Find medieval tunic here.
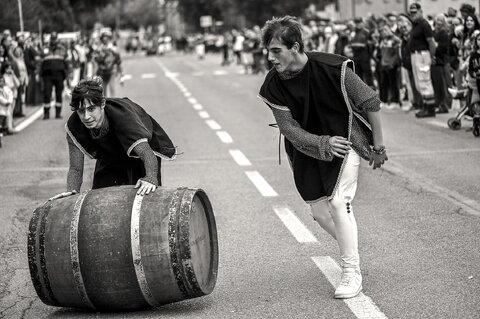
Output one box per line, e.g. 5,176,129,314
66,97,175,189
258,52,377,203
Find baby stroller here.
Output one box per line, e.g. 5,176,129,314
447,87,480,137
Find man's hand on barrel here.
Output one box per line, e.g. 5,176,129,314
135,179,156,196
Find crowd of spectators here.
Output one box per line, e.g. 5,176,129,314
0,29,122,142
193,2,479,119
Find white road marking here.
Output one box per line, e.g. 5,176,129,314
14,108,44,132
245,171,278,197
187,97,198,104
274,208,317,243
229,150,252,166
122,74,132,80
184,92,192,97
213,70,228,75
384,161,480,217
198,111,210,119
216,131,233,143
193,103,203,110
311,256,388,319
426,120,448,128
164,72,179,78
205,120,221,130
141,73,156,79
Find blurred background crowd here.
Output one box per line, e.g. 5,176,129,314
1,0,480,140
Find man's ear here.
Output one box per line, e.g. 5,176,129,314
292,42,300,53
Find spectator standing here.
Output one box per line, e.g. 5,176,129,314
408,2,437,118
10,45,28,117
24,36,42,106
93,33,122,97
40,32,69,119
0,74,14,134
232,29,245,65
0,62,19,133
431,14,452,114
398,14,423,111
350,18,374,88
378,25,402,109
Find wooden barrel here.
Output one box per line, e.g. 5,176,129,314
27,186,218,310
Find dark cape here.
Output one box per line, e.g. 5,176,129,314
65,97,175,188
258,51,356,203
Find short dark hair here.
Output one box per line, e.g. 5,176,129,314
261,16,304,52
70,77,105,111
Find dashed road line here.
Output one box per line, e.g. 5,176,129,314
229,150,252,166
184,92,192,97
187,97,198,104
193,103,203,110
198,111,209,119
206,120,221,130
311,256,388,319
141,73,156,79
274,207,317,243
245,171,278,197
216,131,233,143
213,70,228,75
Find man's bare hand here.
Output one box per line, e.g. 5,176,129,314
328,136,352,158
134,179,156,196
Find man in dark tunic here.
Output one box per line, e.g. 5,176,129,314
63,77,175,196
258,16,387,299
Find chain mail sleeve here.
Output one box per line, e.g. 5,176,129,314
271,107,334,161
132,141,159,186
66,134,84,192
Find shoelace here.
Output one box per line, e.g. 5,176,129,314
339,272,357,286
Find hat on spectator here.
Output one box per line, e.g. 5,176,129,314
409,2,421,13
447,7,457,17
398,13,413,24
460,3,475,14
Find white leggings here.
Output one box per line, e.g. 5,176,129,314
310,150,360,269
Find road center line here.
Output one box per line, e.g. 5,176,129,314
245,171,278,197
141,73,156,79
187,97,198,104
274,207,317,243
426,120,448,129
205,120,221,130
193,103,203,110
198,111,210,119
229,150,252,166
216,131,233,143
311,256,388,319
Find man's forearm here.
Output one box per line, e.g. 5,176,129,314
367,111,384,148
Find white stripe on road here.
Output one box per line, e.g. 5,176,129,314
193,103,203,110
311,256,388,319
184,92,192,97
216,131,233,143
426,120,448,128
14,108,44,132
141,73,156,79
245,171,278,197
274,207,317,243
213,70,228,75
187,97,198,104
229,150,252,166
122,74,132,80
198,111,210,119
205,120,221,130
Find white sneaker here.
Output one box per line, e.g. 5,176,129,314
334,269,363,299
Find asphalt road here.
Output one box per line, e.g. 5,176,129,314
1,52,479,319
